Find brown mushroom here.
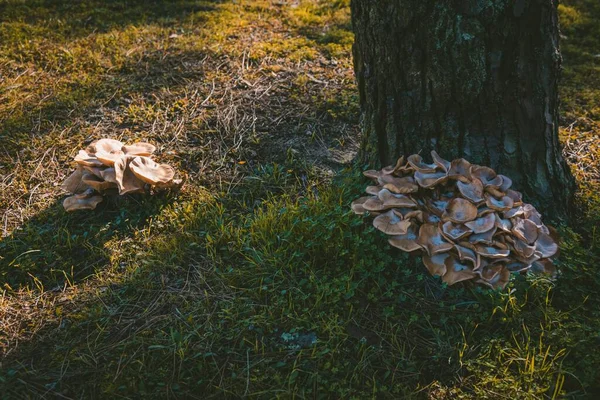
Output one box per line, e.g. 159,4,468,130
414,170,448,188
90,138,124,154
363,170,381,181
457,178,484,203
407,154,437,173
441,221,472,241
475,244,510,259
471,165,503,188
95,150,125,167
512,218,538,245
464,213,496,234
381,156,405,175
365,186,382,195
535,232,558,258
417,224,454,255
485,193,514,212
373,210,412,235
380,176,419,194
388,225,422,252
494,214,512,233
443,256,476,285
455,244,480,269
468,226,497,245
443,198,478,223
423,252,450,277
81,171,117,193
129,156,176,185
447,159,472,182
378,189,418,208
477,265,510,289
431,150,451,172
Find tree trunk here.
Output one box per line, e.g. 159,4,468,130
351,0,575,221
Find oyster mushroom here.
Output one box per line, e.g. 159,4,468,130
457,178,484,203
471,166,503,188
63,191,104,212
81,171,117,193
74,150,104,167
62,166,89,194
89,138,124,154
378,189,418,208
443,198,478,223
373,210,412,235
441,221,472,241
351,196,371,215
431,150,451,172
443,256,476,285
417,224,454,255
114,156,146,195
465,213,496,234
423,252,450,277
512,219,538,245
535,233,558,258
388,225,422,252
485,193,514,212
122,142,156,156
447,158,472,182
129,156,175,185
95,150,125,167
414,170,448,188
407,154,437,173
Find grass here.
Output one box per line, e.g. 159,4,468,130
0,0,599,398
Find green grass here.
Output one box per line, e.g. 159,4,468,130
1,0,599,398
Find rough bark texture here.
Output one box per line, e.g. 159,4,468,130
351,0,575,221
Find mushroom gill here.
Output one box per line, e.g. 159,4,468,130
351,151,559,289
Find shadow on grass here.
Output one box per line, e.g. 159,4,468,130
0,191,180,290
0,0,218,38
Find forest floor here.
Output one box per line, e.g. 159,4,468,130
0,0,599,398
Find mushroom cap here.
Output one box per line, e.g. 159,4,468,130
351,196,371,215
83,166,105,179
388,225,422,252
506,189,523,206
81,171,118,193
431,150,451,172
441,221,472,241
471,165,503,188
417,223,454,255
477,265,510,289
365,186,382,195
485,193,514,211
448,159,472,182
423,252,450,277
380,176,419,194
129,156,176,185
62,166,89,194
443,256,476,285
531,259,557,277
373,210,412,235
114,156,146,195
457,178,484,203
498,175,512,192
362,197,388,212
378,189,418,208
468,226,497,245
455,244,480,269
122,142,156,156
381,156,406,175
88,138,124,154
363,170,381,180
95,150,125,167
513,238,536,258
63,192,104,212
99,168,118,184
74,150,104,167
506,261,530,273
495,214,513,232
407,154,437,173
475,244,510,258
512,218,538,245
414,170,448,188
443,198,478,223
464,213,496,234
427,199,450,217
535,232,558,258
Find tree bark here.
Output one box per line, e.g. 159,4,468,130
351,0,575,221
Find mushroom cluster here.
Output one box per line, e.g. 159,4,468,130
61,138,183,211
351,152,558,289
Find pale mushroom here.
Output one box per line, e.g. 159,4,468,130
512,218,538,245
81,171,117,193
535,233,558,258
95,149,125,167
475,244,510,258
122,142,156,156
365,186,382,195
114,156,146,195
89,138,124,154
63,191,104,212
129,156,175,185
468,226,497,245
443,198,478,223
485,193,514,212
455,244,480,269
431,150,451,172
380,176,419,194
471,165,503,188
74,150,104,167
62,166,89,194
373,210,412,235
381,156,405,175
